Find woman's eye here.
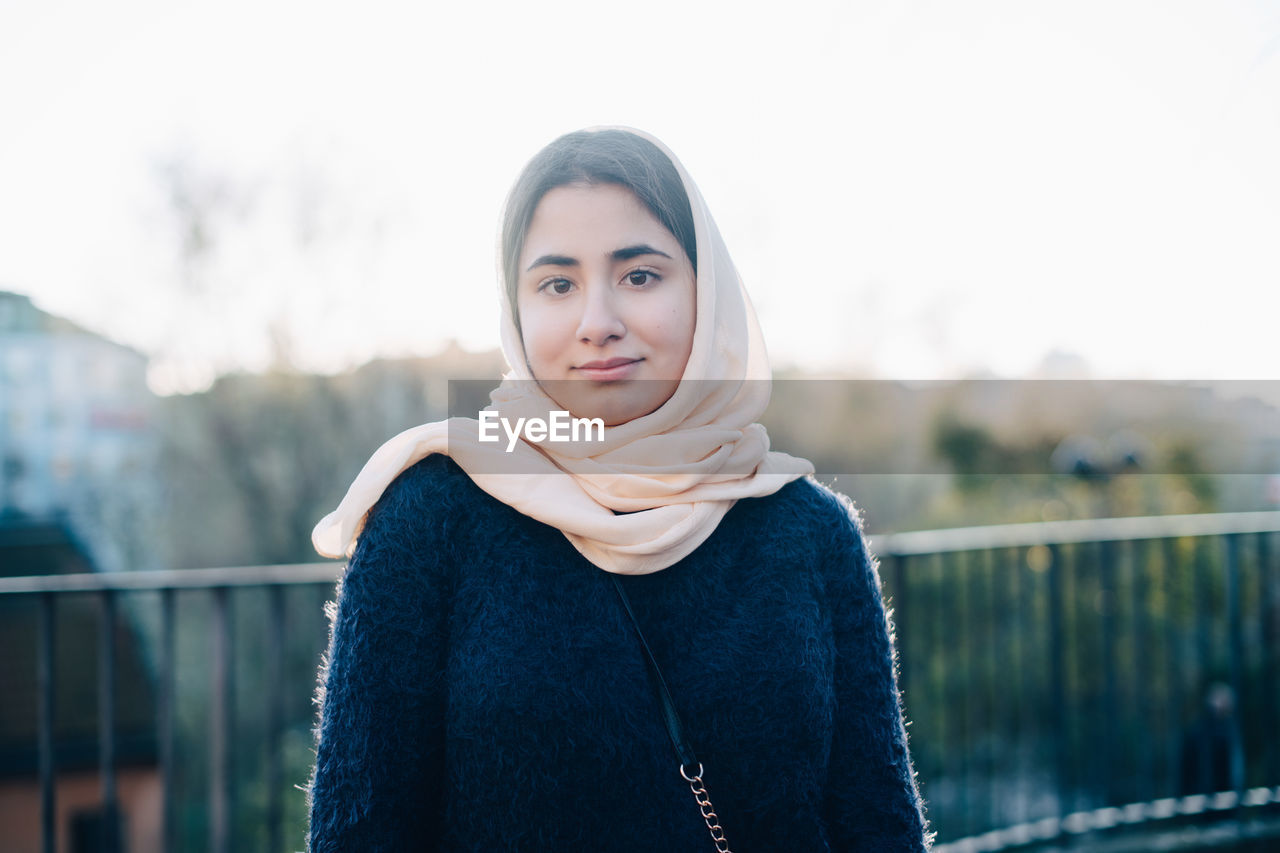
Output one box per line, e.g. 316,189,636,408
539,278,573,295
626,270,659,287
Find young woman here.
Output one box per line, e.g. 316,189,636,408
305,126,932,852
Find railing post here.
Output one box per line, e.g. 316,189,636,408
991,546,1014,827
159,587,176,853
956,548,973,836
920,551,942,816
1225,533,1246,796
982,546,998,831
1099,538,1118,806
1260,531,1278,786
1047,542,1069,828
1131,539,1152,804
1162,537,1182,799
1194,537,1214,795
99,588,121,853
1012,546,1031,826
210,585,234,853
38,592,56,853
268,583,286,853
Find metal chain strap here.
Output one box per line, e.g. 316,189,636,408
681,762,732,852
610,575,730,852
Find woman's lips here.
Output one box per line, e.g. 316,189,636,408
574,358,642,381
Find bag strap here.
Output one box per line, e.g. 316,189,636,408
610,575,734,852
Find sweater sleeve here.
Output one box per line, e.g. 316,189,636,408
305,462,450,852
821,494,933,851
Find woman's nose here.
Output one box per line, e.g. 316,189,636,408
575,283,626,345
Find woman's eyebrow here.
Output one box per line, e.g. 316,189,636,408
612,244,673,263
526,244,673,272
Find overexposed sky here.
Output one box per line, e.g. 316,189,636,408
2,0,1278,394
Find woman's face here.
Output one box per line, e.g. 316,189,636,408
516,182,696,426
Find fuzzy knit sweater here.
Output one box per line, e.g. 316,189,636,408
305,453,931,852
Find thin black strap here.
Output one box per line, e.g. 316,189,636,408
610,575,699,771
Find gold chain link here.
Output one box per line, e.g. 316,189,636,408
681,762,732,852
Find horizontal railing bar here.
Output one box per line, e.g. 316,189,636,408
932,785,1280,853
0,562,343,594
5,509,1279,594
872,510,1280,556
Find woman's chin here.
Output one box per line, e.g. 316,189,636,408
534,377,681,428
560,394,667,428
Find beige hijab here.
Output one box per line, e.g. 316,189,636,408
311,125,814,574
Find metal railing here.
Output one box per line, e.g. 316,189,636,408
2,510,1279,852
0,563,342,853
872,510,1280,848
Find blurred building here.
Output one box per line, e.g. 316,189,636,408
0,289,160,575
0,292,163,849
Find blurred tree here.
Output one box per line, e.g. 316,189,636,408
1167,441,1218,510
932,414,997,492
158,350,504,569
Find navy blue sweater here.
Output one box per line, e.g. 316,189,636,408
305,453,931,851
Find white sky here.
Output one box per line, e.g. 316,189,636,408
2,0,1278,395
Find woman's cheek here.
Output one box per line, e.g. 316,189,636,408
522,313,569,376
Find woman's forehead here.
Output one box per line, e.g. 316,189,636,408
520,184,680,262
